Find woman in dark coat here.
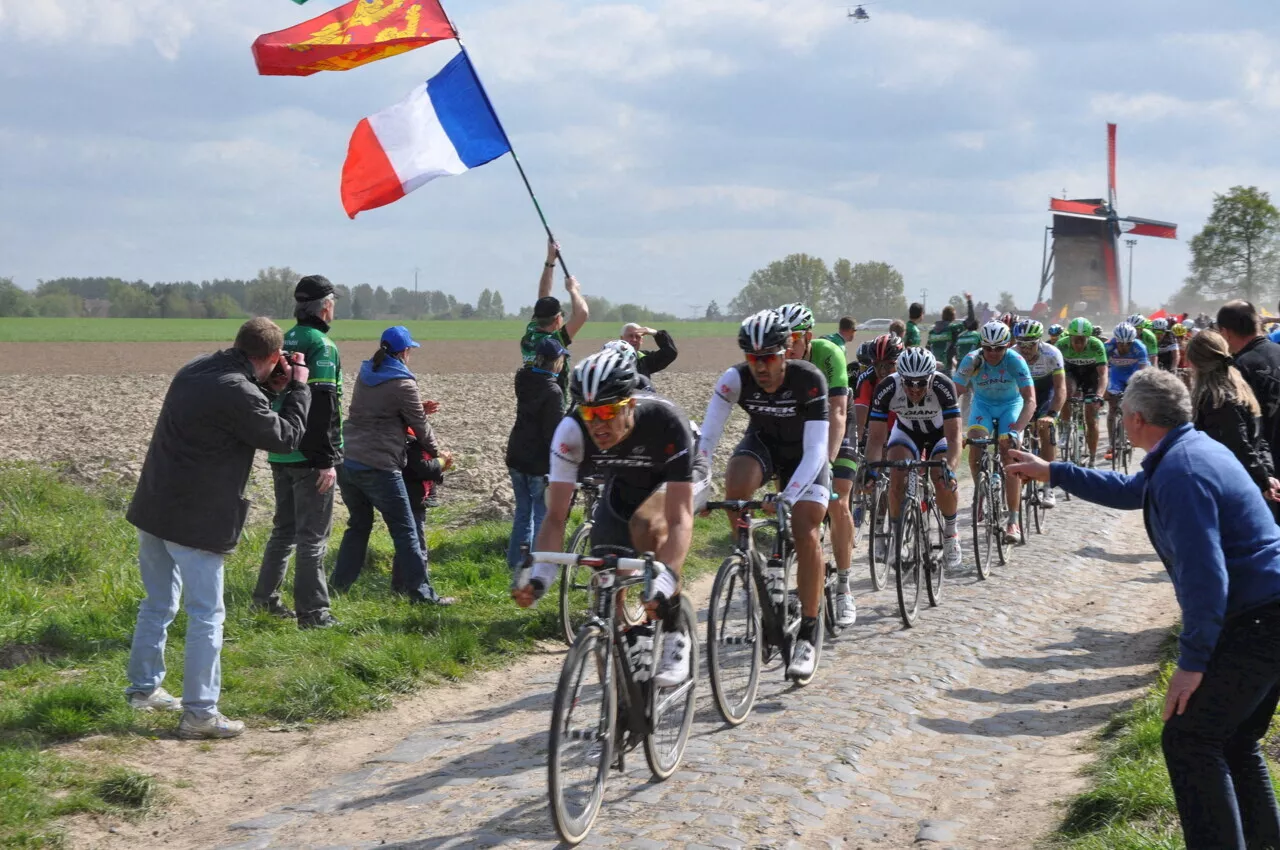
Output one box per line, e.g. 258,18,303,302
1187,329,1280,501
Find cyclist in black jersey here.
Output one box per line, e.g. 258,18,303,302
699,310,831,681
864,348,963,568
513,350,706,688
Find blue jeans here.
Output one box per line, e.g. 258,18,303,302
125,530,225,719
507,469,548,570
1163,604,1280,849
331,463,440,602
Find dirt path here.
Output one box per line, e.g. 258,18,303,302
66,496,1175,850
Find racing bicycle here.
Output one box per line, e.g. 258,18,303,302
867,459,948,627
559,476,644,643
969,424,1010,580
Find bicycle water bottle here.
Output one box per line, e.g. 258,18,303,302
765,558,786,605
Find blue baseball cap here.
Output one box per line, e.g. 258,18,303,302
380,325,421,353
535,336,569,359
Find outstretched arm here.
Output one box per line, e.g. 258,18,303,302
563,275,589,340
538,239,558,299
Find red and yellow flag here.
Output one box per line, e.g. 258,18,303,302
254,0,454,77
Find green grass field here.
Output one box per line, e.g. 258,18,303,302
0,318,842,344
0,464,732,847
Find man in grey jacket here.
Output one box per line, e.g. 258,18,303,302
124,318,311,739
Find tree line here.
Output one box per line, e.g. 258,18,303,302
724,254,910,320
1172,185,1280,314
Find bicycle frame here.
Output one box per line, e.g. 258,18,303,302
705,499,797,650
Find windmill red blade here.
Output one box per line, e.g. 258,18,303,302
1049,198,1107,217
1119,217,1178,240
1107,123,1117,210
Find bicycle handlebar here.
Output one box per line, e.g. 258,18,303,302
865,459,947,470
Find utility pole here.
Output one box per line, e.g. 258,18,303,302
920,288,928,315
1125,239,1137,315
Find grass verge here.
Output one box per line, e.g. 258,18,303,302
1055,627,1280,849
0,463,731,846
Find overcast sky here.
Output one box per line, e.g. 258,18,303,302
2,0,1277,316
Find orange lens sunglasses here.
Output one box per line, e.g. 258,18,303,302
578,399,630,421
745,351,784,364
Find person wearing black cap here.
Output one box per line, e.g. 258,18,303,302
519,240,589,405
253,275,342,629
505,335,569,571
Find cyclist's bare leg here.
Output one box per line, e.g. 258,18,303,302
830,477,854,573
966,426,986,481
1085,400,1101,460
887,443,913,519
1104,393,1119,452
630,489,677,592
931,466,958,516
999,434,1020,514
790,499,826,619
1036,418,1056,461
722,454,765,533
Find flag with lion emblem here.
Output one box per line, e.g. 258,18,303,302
254,0,454,76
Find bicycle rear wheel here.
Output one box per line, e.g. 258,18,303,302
868,479,892,591
559,524,595,645
706,554,761,726
895,505,922,627
548,627,616,845
972,471,993,580
645,595,699,779
923,498,945,607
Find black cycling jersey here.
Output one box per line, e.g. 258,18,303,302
721,360,828,459
869,373,959,440
549,394,695,517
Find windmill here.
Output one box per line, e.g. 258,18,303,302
1037,123,1177,315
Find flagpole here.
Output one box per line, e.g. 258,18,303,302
442,12,571,278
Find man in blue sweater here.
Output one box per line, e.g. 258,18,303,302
1008,368,1280,850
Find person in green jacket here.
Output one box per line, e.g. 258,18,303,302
905,302,924,348
254,275,343,630
926,293,978,377
821,316,857,352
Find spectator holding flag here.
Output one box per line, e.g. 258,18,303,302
520,240,589,405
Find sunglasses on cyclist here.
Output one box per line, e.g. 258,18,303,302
577,399,630,422
745,350,785,364
981,345,1005,352
903,377,929,389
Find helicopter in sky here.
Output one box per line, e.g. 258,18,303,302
847,5,870,21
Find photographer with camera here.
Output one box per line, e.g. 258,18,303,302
124,317,312,739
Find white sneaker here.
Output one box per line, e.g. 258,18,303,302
127,687,183,712
835,592,857,627
1004,522,1021,543
943,535,962,569
177,711,245,740
787,639,817,679
651,628,691,688
1041,488,1056,508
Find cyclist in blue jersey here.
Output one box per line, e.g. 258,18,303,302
1103,322,1148,461
955,321,1035,542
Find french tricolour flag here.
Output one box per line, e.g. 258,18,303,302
341,52,511,219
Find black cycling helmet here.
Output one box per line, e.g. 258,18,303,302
856,340,875,367
570,349,638,405
738,309,790,353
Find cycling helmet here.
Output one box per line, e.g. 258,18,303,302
571,349,638,404
1014,320,1044,341
600,339,637,359
1000,312,1017,328
1151,318,1169,333
776,303,815,333
896,348,937,379
856,340,875,367
980,321,1011,347
1113,322,1137,343
1067,317,1093,337
1092,325,1104,338
872,333,904,362
1127,313,1147,329
1173,322,1189,338
1047,323,1063,337
738,309,790,353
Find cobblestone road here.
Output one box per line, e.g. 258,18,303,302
213,494,1175,850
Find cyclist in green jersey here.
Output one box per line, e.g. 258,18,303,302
1057,317,1110,466
905,302,924,348
780,303,858,627
1128,314,1160,367
926,292,978,377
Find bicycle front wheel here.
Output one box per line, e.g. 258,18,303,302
972,471,993,580
548,627,616,845
706,554,761,726
645,595,699,779
559,524,595,645
895,506,922,627
868,479,891,591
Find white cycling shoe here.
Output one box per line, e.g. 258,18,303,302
943,535,962,569
787,640,817,679
1041,488,1057,508
835,592,857,627
652,628,691,688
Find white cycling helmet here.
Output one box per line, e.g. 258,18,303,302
1113,322,1137,343
601,339,637,360
980,321,1011,347
896,348,937,379
1151,318,1169,332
